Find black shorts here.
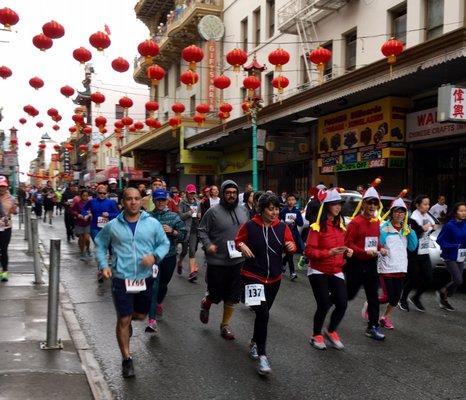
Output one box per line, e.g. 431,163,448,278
111,277,154,317
206,263,242,304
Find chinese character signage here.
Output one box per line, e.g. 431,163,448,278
438,85,466,123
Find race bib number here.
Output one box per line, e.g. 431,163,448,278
285,213,296,224
97,216,108,228
67,199,73,205
457,248,466,263
125,278,147,293
190,205,198,218
364,237,378,252
418,237,430,255
245,284,265,306
227,240,242,259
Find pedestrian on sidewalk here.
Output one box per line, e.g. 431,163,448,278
71,189,92,261
305,188,351,351
198,180,249,341
436,202,466,311
378,196,418,330
235,193,296,375
0,176,17,282
145,189,186,333
61,183,79,242
177,184,200,281
43,188,56,225
95,187,170,378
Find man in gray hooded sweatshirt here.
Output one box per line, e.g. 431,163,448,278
198,180,250,340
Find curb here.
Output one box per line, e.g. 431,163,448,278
39,239,114,400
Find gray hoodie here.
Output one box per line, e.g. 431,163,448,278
198,180,250,266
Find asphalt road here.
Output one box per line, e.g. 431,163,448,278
39,214,466,400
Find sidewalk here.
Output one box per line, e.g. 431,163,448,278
0,219,93,400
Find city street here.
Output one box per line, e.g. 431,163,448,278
39,214,466,400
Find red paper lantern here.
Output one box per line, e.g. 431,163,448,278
90,91,105,105
47,108,59,117
29,76,44,90
381,37,404,65
145,118,161,129
241,101,250,113
193,114,205,126
79,144,88,152
32,34,53,51
145,101,159,113
0,66,12,79
100,127,108,134
92,143,100,150
119,96,133,109
38,143,46,150
133,121,144,131
268,48,290,72
65,143,73,151
53,144,61,151
226,48,248,72
111,57,129,73
146,65,165,86
69,126,77,134
169,117,181,129
137,39,159,64
52,124,60,131
114,120,124,129
10,138,18,146
19,118,27,125
218,111,229,121
182,45,204,71
82,126,92,135
53,114,62,122
0,7,19,30
309,47,332,70
196,103,210,116
23,105,34,114
219,103,233,114
29,108,39,117
213,75,231,90
73,47,92,64
72,114,84,126
171,102,185,115
180,70,199,90
122,116,133,126
105,142,112,148
272,75,289,94
89,31,111,52
95,116,107,128
36,122,43,128
60,85,74,98
128,126,137,133
243,75,261,97
42,20,64,39
25,141,31,147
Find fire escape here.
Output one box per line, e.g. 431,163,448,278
277,0,350,86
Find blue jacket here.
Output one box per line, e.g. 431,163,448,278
81,197,120,230
95,211,170,280
437,219,466,261
279,206,304,252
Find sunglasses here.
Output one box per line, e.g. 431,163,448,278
98,192,107,195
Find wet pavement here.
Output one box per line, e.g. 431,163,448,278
39,214,466,400
0,219,92,400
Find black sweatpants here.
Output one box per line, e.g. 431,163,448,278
380,276,404,307
401,254,432,301
0,228,12,271
282,254,295,274
309,273,347,336
345,258,379,328
243,277,281,356
64,212,75,241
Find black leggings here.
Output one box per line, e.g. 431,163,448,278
309,273,347,336
345,258,379,328
0,228,12,271
64,212,75,240
282,254,295,274
380,276,404,307
401,254,432,301
243,278,281,356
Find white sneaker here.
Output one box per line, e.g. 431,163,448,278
257,355,272,375
361,301,369,321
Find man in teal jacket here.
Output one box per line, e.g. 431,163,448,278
95,187,170,378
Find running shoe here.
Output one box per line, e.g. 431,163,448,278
361,301,369,321
144,318,158,333
297,256,307,271
379,316,394,330
220,324,235,340
188,271,198,282
398,298,409,312
249,342,259,360
438,292,455,311
0,271,8,282
365,326,385,341
122,357,135,378
199,298,210,324
310,334,327,350
257,355,272,376
324,330,344,350
409,296,426,312
290,273,298,281
177,263,182,275
156,303,163,317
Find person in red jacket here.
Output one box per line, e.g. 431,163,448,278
345,180,388,341
235,193,296,376
305,188,353,350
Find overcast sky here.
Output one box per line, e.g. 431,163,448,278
0,0,149,179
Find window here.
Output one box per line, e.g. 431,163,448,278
241,18,248,52
265,72,274,105
344,29,357,71
175,63,181,88
426,0,444,40
164,72,169,97
300,55,309,85
391,3,407,44
267,0,275,38
322,41,333,78
253,7,261,48
190,95,196,116
115,104,124,120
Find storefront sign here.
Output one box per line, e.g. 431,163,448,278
3,151,18,166
322,156,339,166
406,107,466,142
361,149,382,161
219,148,252,174
321,165,334,174
438,85,466,122
336,158,387,172
134,150,166,170
180,149,222,164
184,164,217,175
107,157,120,167
343,152,357,164
388,158,405,168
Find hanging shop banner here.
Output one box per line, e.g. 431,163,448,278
3,151,18,166
406,107,466,142
438,85,465,123
204,40,217,111
218,148,252,174
184,164,217,175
